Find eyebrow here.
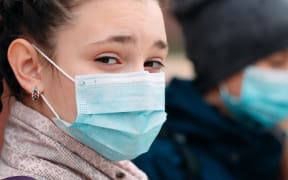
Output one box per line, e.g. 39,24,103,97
109,35,136,44
153,40,168,50
91,35,168,50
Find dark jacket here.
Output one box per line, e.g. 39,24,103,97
134,78,283,180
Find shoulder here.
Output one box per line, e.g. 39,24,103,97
166,78,197,98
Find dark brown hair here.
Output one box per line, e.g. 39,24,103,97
0,0,83,111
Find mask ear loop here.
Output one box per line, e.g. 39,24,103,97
219,84,240,104
40,94,61,120
219,84,228,97
32,44,75,82
32,44,73,120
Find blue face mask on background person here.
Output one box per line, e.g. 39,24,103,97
33,45,167,161
220,66,288,128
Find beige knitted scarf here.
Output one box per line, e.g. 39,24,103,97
0,101,147,180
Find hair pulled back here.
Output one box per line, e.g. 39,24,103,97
0,0,82,111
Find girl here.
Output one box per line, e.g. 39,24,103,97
0,0,168,179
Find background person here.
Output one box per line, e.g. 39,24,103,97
134,0,288,179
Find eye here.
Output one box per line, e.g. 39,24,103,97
268,58,286,69
144,59,165,73
94,54,119,65
144,60,165,68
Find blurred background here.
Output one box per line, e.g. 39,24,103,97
161,2,195,83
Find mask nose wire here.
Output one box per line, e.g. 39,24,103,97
32,44,75,82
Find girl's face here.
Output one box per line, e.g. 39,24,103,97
39,0,168,122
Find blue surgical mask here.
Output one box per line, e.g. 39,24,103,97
33,45,167,161
220,66,288,128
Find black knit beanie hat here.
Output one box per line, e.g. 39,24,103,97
172,0,288,93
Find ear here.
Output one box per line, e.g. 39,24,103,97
7,39,44,95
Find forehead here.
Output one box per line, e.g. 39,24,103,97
58,0,166,44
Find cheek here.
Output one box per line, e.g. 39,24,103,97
43,70,77,122
225,73,244,97
56,77,77,122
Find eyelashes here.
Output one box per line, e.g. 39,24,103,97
94,53,165,72
95,54,164,65
95,56,119,65
144,60,165,68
